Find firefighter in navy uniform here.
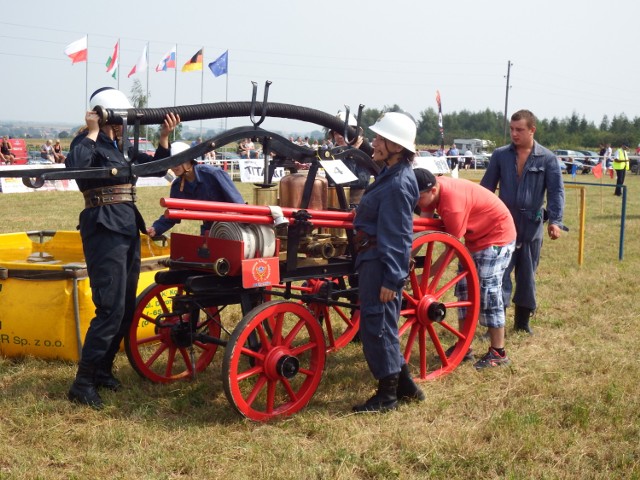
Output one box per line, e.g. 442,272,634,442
65,87,180,409
352,112,424,413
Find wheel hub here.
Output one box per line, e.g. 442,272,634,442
170,321,195,348
416,295,447,324
264,347,300,380
276,355,300,378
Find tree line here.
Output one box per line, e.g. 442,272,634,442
356,106,639,151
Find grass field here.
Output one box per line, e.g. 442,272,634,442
1,170,639,479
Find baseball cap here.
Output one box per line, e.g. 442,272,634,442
413,168,437,192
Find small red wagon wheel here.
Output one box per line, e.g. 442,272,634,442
222,300,326,421
125,283,222,383
399,231,480,381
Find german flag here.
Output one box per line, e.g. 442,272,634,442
182,48,203,72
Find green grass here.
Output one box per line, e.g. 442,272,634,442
1,171,640,479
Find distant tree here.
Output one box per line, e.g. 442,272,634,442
599,115,609,131
59,131,70,139
130,79,149,108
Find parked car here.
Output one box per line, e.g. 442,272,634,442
415,150,433,157
216,151,241,161
553,149,586,174
128,137,156,156
472,152,491,169
576,150,600,166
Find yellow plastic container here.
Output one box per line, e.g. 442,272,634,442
0,230,170,361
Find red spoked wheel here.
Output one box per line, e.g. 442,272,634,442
125,283,222,383
399,231,480,381
222,300,326,421
294,278,360,353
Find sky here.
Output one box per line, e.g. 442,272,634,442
1,0,638,136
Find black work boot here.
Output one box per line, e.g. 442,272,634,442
352,374,399,413
514,305,534,335
68,364,104,410
397,364,425,403
95,363,122,392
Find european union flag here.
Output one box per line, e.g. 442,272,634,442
208,50,228,77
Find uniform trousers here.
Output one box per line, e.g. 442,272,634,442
357,258,404,380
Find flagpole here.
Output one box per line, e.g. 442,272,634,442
85,34,89,111
173,44,178,108
145,42,150,140
116,38,121,90
225,51,229,130
200,47,204,138
173,44,178,141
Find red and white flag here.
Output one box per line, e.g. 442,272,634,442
128,45,148,78
64,36,88,64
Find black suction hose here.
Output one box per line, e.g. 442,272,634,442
95,101,373,156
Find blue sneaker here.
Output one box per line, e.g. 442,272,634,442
473,347,510,370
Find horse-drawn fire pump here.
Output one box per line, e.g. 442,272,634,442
1,83,480,421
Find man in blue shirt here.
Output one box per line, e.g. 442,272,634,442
480,109,564,334
147,142,245,237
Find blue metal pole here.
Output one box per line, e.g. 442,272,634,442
619,185,627,261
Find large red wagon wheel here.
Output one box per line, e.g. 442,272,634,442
222,300,326,421
125,283,222,383
399,231,480,381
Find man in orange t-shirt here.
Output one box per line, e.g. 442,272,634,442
414,169,516,370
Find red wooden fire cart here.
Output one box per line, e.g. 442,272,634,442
0,84,480,421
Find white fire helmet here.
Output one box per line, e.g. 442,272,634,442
336,110,358,127
369,112,416,153
89,87,133,110
170,142,191,156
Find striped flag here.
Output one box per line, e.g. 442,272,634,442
64,36,88,64
155,47,176,72
182,48,203,72
436,90,444,151
105,41,119,79
128,45,148,78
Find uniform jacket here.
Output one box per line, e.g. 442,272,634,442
480,141,564,243
66,131,170,235
353,161,419,290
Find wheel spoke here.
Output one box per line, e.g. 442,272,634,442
246,375,268,406
144,342,168,368
282,319,306,348
164,347,177,377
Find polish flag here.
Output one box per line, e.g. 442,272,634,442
128,45,148,78
64,36,88,64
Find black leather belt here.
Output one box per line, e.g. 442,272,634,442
353,230,377,254
83,184,136,208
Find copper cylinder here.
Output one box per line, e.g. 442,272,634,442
253,186,279,206
279,172,328,211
